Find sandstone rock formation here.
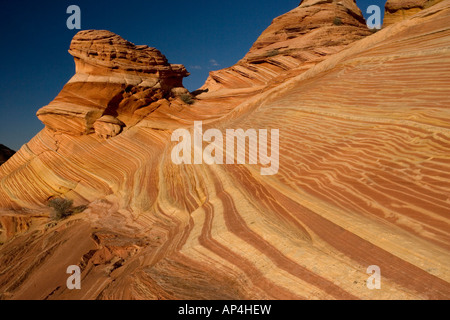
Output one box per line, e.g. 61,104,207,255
383,0,444,26
0,145,15,166
201,0,371,93
36,30,189,137
0,0,450,300
93,115,124,139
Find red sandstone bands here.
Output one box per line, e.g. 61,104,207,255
0,0,449,300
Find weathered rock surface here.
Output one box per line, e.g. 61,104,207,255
36,30,189,136
1,0,450,300
93,115,124,139
201,0,371,93
383,0,444,26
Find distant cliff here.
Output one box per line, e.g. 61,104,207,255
0,144,15,166
0,0,449,300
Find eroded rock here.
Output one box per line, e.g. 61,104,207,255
37,30,189,136
93,115,125,139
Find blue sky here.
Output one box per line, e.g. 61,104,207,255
0,0,386,151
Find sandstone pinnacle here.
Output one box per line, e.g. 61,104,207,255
36,30,189,137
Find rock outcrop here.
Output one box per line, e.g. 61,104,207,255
36,30,189,137
0,145,15,166
201,0,371,93
1,0,450,300
383,0,444,26
93,115,125,139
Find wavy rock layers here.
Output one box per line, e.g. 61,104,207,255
1,1,450,299
383,0,444,26
201,0,371,93
36,30,189,136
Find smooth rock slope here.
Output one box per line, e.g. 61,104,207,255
0,0,449,299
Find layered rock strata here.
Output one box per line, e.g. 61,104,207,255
201,0,371,93
0,0,449,300
383,0,444,26
36,30,189,136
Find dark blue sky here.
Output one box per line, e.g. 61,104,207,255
0,0,385,151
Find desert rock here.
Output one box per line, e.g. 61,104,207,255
201,0,371,93
93,115,125,139
383,0,444,26
0,1,450,300
36,30,189,135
